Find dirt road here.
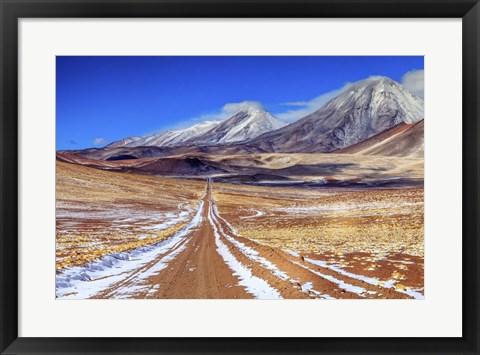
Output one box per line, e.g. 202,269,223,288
57,179,423,299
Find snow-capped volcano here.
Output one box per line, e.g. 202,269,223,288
107,109,285,148
106,76,422,154
107,120,221,148
249,76,424,153
185,109,286,145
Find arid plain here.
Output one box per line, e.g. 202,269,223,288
56,151,424,299
56,75,424,299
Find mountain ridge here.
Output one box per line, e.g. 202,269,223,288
70,76,424,160
107,109,286,149
247,76,424,153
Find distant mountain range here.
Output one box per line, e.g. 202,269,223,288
107,109,286,148
61,76,424,161
107,121,220,148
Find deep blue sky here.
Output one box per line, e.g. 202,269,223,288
56,56,423,150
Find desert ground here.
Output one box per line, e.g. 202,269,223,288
56,159,424,299
56,161,205,270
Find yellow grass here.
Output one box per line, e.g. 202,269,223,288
213,182,424,257
56,161,205,269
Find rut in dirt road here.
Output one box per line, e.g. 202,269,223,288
57,179,421,299
123,179,283,299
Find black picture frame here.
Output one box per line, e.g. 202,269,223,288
1,1,478,354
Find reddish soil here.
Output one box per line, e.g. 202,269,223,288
89,181,423,299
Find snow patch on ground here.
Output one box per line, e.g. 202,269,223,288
305,257,424,300
211,207,288,281
301,282,313,293
240,210,265,219
212,204,332,299
146,284,160,298
208,204,282,300
292,260,367,296
56,201,204,299
104,236,192,298
56,201,197,245
142,211,190,230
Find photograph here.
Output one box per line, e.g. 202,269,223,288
55,56,424,300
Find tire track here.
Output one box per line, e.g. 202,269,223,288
209,184,416,299
57,178,420,300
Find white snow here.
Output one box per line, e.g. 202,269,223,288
325,76,424,125
217,110,287,144
299,281,335,300
146,284,160,298
103,235,192,299
212,205,238,234
142,211,190,230
284,250,300,257
210,206,288,281
56,200,205,299
109,109,286,148
304,257,424,300
301,282,313,293
56,205,194,235
207,203,282,299
211,204,332,299
115,120,222,148
240,209,265,219
292,260,367,296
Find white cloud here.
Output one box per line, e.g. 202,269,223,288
148,101,264,133
401,69,424,98
280,101,308,107
92,137,108,146
222,101,264,114
275,83,352,122
151,71,424,132
275,72,424,122
182,101,264,126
